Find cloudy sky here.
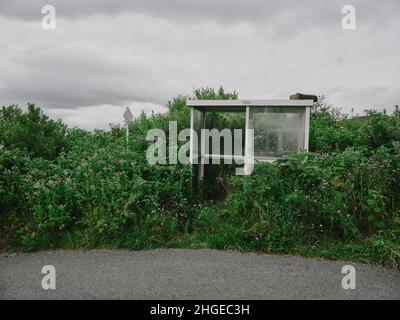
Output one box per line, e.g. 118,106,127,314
0,0,399,129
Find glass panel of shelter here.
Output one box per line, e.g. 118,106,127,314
204,111,246,160
198,106,306,162
249,106,306,161
191,105,308,183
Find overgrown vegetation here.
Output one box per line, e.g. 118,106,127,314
1,88,399,269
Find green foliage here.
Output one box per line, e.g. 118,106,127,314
0,103,68,160
211,148,399,249
0,89,399,269
310,97,400,152
167,86,239,130
1,118,194,250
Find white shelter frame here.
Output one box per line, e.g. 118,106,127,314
187,99,313,181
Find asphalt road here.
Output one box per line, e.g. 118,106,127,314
0,249,399,299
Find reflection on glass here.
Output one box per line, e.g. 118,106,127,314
204,112,245,156
249,107,305,159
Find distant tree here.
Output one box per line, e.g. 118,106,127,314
193,86,238,100
167,86,239,129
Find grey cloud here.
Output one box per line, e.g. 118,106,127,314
1,49,167,108
326,86,400,114
0,0,312,22
1,0,399,27
0,17,179,110
0,1,399,129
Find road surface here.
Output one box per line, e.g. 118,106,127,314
1,249,399,299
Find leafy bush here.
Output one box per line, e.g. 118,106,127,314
1,119,194,250
0,103,68,160
0,89,399,269
310,98,400,152
216,147,399,246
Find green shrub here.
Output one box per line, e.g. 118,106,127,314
0,104,68,160
310,99,400,153
0,89,399,268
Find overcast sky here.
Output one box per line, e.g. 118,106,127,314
0,0,399,129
